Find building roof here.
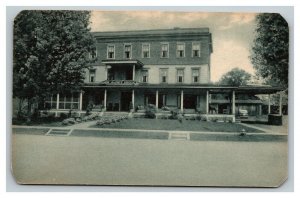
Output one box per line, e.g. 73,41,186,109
83,83,284,94
92,27,210,38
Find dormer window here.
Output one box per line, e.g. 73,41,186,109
124,44,132,59
107,45,115,59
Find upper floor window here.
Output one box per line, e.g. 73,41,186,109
160,68,168,83
176,43,185,58
192,42,201,57
142,43,150,58
89,48,97,59
107,45,115,59
124,44,132,59
161,43,169,58
141,69,149,83
192,68,200,83
89,69,96,82
177,69,184,83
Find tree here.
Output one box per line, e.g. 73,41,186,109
218,68,252,86
250,13,289,88
13,10,96,121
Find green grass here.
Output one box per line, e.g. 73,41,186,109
91,118,263,133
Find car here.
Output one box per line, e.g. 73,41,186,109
238,109,248,118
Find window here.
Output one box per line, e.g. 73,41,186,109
124,44,132,59
44,95,57,109
192,68,200,83
161,43,169,58
160,68,168,83
107,45,115,59
89,69,96,82
89,48,97,59
192,42,201,57
141,70,148,83
142,43,150,58
177,43,185,57
58,93,80,110
177,69,184,83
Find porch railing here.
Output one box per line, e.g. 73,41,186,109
101,80,139,85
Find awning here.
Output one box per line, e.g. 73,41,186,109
102,59,144,68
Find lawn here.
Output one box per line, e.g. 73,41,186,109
91,118,263,133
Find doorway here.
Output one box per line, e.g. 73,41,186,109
121,92,132,111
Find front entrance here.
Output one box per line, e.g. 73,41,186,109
121,92,132,111
184,94,197,109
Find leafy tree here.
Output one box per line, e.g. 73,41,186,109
250,13,289,88
218,68,252,86
13,10,96,121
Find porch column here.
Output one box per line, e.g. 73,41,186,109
104,89,107,110
132,64,135,81
279,92,282,115
56,93,60,117
56,93,59,110
206,90,209,114
79,91,83,111
180,90,184,112
155,90,159,108
232,91,235,115
268,94,271,114
132,89,135,110
105,66,108,80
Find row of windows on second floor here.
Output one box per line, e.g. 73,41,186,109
90,42,204,60
87,65,209,84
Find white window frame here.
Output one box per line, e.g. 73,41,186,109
191,68,200,83
142,43,151,58
89,69,96,82
107,44,115,59
192,42,201,57
141,69,149,83
176,42,185,58
176,68,185,83
58,93,80,110
160,68,168,83
124,43,132,59
44,94,57,109
89,47,97,59
160,42,169,58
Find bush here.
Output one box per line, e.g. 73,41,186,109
145,104,156,119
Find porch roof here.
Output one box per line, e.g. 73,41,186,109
102,59,144,67
82,83,284,94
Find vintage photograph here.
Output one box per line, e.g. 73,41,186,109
11,10,288,187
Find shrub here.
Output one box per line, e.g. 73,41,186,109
145,104,156,119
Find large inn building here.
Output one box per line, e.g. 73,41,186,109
44,28,283,120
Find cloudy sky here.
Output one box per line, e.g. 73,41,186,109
90,11,257,82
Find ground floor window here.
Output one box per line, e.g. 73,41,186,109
59,93,80,110
44,95,57,109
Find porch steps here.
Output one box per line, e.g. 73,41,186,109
103,112,129,116
168,132,190,140
46,128,73,136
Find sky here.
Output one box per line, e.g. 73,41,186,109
90,11,258,82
